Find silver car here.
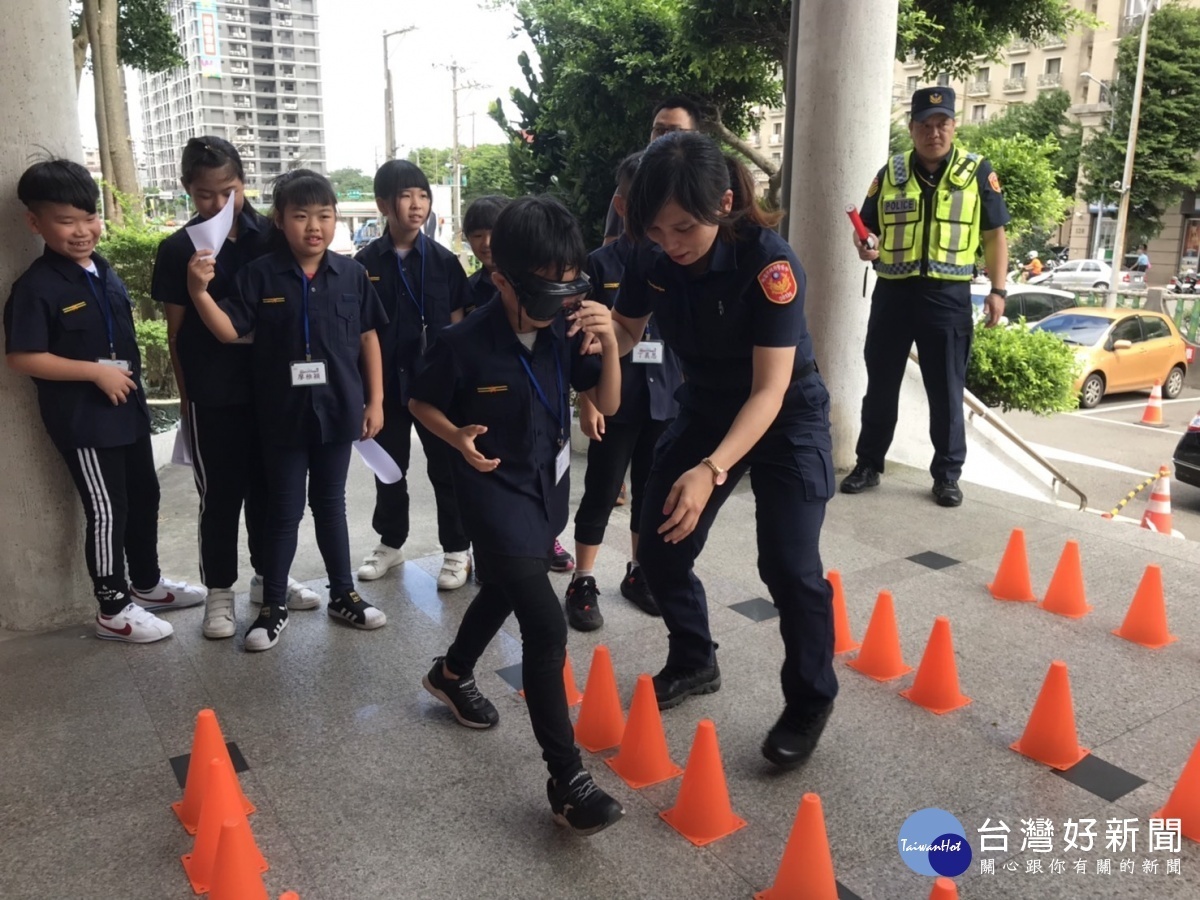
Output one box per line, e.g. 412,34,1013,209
1045,260,1138,291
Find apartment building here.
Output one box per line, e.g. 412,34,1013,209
140,0,327,203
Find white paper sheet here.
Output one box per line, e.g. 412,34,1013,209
354,439,404,484
171,415,193,467
184,191,236,254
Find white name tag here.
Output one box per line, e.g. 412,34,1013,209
632,341,664,364
555,441,570,485
290,360,328,386
97,358,131,370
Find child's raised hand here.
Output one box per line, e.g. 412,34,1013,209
187,250,218,297
93,363,136,406
568,300,616,350
454,424,500,473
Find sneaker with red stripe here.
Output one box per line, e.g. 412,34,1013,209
95,602,174,643
130,577,206,612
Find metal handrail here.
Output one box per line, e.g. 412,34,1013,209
908,351,1089,510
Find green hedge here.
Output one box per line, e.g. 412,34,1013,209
967,320,1081,415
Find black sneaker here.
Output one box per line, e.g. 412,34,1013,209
422,657,499,729
619,563,660,616
932,479,964,507
244,604,288,652
547,770,624,836
327,589,387,630
652,659,721,710
762,703,834,769
565,576,603,632
839,463,881,494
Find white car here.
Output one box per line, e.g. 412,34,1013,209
969,284,1078,325
1044,260,1140,292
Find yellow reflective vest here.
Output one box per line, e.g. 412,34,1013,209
876,145,982,282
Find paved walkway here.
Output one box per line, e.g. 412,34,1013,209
2,442,1198,899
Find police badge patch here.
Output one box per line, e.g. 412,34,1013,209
757,261,798,305
988,171,1002,193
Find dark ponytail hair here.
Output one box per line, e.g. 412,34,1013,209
625,132,782,242
180,136,245,186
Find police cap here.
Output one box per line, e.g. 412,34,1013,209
910,87,956,122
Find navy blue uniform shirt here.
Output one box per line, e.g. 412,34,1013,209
465,267,497,316
861,149,1010,308
617,226,828,447
4,248,150,450
355,232,467,404
410,297,602,558
586,237,680,425
222,249,387,447
151,208,272,406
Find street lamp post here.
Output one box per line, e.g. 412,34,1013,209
1080,71,1116,262
383,27,416,161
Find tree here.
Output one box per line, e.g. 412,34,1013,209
1081,2,1200,247
962,133,1072,245
461,144,520,206
328,168,374,198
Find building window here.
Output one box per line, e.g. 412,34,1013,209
1010,62,1026,79
936,72,950,87
972,105,987,122
1045,57,1061,75
976,67,990,83
906,75,919,94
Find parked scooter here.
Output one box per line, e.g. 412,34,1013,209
1168,270,1199,294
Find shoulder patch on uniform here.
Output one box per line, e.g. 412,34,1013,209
757,261,798,305
866,176,879,198
988,171,1002,193
476,385,509,394
261,296,286,304
647,280,666,293
61,301,87,314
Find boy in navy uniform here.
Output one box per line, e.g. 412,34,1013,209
462,194,508,316
565,152,682,631
4,160,205,643
409,195,625,835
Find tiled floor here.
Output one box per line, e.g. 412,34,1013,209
1,457,1198,899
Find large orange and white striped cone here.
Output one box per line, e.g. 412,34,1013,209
1139,382,1167,427
1140,466,1174,534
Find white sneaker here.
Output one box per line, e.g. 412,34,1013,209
130,577,206,612
95,602,174,643
202,588,236,640
249,575,322,611
357,544,404,581
437,551,472,590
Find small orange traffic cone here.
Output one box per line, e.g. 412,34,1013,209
182,757,268,893
929,877,960,899
1112,564,1178,649
660,719,747,846
208,818,268,900
900,617,972,714
828,570,860,655
280,895,301,899
1140,466,1174,534
172,709,255,834
988,528,1036,602
518,651,583,706
846,591,912,682
1139,381,1167,427
1152,738,1200,843
754,793,838,900
1010,660,1089,770
574,645,625,752
606,674,683,788
1038,540,1092,618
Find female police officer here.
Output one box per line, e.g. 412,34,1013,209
595,132,837,769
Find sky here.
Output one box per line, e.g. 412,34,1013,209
77,0,535,175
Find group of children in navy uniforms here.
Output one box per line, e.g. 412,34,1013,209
4,125,839,836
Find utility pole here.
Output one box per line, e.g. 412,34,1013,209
1106,1,1155,309
433,61,485,257
383,27,415,161
1081,72,1116,262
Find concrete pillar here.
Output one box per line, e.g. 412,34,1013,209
786,0,899,470
0,3,92,631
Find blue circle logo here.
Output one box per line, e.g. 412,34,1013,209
897,808,972,877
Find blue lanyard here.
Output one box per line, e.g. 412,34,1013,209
84,270,116,359
517,347,567,446
301,272,314,360
396,234,425,323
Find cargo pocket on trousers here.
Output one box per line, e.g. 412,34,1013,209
793,442,835,502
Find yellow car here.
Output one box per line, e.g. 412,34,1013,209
1032,308,1189,409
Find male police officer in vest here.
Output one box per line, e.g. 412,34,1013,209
840,86,1009,508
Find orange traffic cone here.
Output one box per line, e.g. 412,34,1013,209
1140,467,1174,534
754,793,838,900
606,674,683,788
929,877,960,899
660,719,747,846
1037,540,1092,618
1152,738,1200,843
1010,660,1089,770
280,895,301,899
1112,564,1178,649
1139,381,1167,427
172,709,255,834
828,570,860,655
574,645,625,752
208,818,268,900
182,757,268,893
900,617,972,714
988,528,1036,602
846,590,912,681
519,651,583,706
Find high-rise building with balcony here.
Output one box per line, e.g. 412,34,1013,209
140,0,326,203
